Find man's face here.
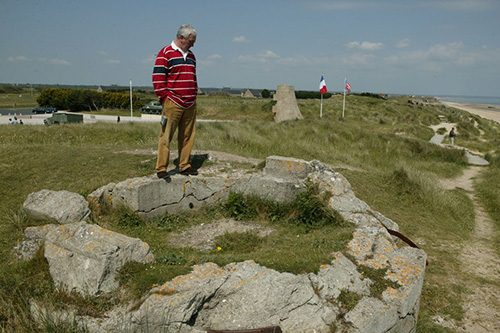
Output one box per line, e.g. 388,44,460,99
180,34,196,52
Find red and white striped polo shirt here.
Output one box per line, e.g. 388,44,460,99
152,42,197,108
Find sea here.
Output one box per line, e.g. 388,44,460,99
434,95,500,106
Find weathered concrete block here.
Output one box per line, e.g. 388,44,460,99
309,252,371,300
272,84,303,123
263,155,313,179
383,247,427,318
23,190,90,224
92,176,237,219
347,226,397,269
89,170,306,219
44,222,154,296
232,174,304,203
345,297,399,333
12,224,58,261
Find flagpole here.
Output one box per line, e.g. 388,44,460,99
320,93,323,119
130,79,133,121
342,77,346,118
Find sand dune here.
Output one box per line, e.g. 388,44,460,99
440,101,500,124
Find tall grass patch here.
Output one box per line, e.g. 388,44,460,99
476,159,500,253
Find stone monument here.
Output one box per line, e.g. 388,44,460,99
272,84,303,123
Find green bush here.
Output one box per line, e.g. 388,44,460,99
224,192,259,221
223,182,345,231
291,181,344,229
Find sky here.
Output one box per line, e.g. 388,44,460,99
1,0,499,97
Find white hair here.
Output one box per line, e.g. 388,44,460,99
177,24,197,39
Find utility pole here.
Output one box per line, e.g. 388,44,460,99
129,79,133,121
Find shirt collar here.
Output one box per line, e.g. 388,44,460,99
171,41,188,60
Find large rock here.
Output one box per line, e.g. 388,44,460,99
23,189,90,224
272,84,303,123
44,221,154,296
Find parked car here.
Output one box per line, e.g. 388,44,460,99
32,107,46,114
32,106,57,114
141,101,162,115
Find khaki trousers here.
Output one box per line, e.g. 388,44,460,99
156,99,197,173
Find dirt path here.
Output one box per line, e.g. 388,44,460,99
440,166,500,332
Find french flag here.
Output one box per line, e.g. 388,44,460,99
319,75,327,94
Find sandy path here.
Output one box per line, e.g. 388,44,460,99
440,167,500,332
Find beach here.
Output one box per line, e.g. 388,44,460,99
440,101,500,124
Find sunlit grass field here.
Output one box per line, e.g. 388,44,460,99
1,94,499,332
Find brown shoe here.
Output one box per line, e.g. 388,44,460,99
156,171,170,179
180,167,198,176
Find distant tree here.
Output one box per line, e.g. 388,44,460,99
357,92,387,100
0,85,24,94
37,87,143,111
295,91,332,99
37,88,71,109
261,89,271,98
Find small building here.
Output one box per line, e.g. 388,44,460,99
241,88,262,98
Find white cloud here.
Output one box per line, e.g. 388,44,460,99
232,36,249,43
260,50,279,59
303,1,382,10
347,41,384,51
99,51,108,56
342,53,376,66
48,58,70,65
238,50,280,63
207,54,222,60
8,55,32,62
384,41,487,71
142,54,156,65
37,58,70,65
427,0,495,10
302,0,495,11
397,38,410,48
236,50,330,68
198,54,222,66
427,42,464,61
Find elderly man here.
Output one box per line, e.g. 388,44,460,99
153,24,198,179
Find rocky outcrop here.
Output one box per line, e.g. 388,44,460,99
20,155,426,332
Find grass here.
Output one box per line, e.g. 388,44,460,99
476,155,500,252
0,94,499,331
